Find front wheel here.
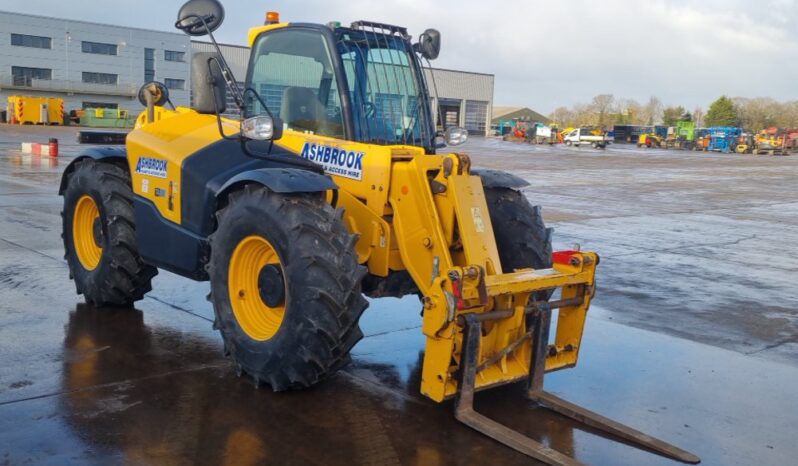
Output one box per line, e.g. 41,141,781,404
208,185,368,390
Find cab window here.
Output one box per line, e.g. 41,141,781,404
246,29,345,139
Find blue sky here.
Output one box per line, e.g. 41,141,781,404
10,0,798,114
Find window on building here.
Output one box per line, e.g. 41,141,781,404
82,72,118,85
164,78,185,90
82,102,118,110
464,100,488,134
144,48,155,82
11,33,51,49
164,50,185,62
82,41,117,55
11,66,52,86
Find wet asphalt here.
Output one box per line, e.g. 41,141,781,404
0,125,796,466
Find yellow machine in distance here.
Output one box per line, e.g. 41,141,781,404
7,95,63,125
58,1,699,464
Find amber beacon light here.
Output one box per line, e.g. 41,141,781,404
265,11,280,24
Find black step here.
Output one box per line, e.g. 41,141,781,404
77,131,127,145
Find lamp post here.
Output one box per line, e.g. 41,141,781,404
65,31,71,90
119,41,133,94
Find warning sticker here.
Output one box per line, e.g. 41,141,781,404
471,207,486,233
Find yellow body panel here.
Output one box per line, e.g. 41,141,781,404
248,23,289,47
275,131,405,212
127,108,238,224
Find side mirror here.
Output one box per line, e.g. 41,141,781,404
242,115,284,141
137,81,170,122
191,53,226,114
176,0,225,36
415,28,441,60
137,82,169,107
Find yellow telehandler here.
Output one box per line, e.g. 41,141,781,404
58,1,699,464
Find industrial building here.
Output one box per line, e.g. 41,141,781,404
1,10,494,135
0,11,190,111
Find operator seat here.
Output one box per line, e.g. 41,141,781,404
280,87,326,134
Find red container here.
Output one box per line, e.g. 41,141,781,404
48,138,59,157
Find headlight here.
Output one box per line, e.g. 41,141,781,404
241,115,275,140
445,126,468,146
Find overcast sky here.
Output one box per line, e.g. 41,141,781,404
10,0,798,114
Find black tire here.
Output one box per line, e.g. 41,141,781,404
61,159,157,306
484,187,553,302
208,184,368,390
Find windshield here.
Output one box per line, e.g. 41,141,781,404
337,28,434,149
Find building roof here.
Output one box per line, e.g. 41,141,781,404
492,106,549,124
0,10,185,37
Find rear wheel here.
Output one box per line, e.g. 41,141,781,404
61,159,157,306
208,185,368,390
484,187,553,302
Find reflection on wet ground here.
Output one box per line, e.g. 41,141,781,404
1,125,797,465
2,299,796,465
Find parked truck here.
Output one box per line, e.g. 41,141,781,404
525,122,555,144
662,121,696,150
563,127,611,148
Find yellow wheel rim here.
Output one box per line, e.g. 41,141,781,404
228,235,286,341
72,195,102,271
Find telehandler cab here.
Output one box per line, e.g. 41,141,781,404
59,1,699,464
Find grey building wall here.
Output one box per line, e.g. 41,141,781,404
0,11,190,114
193,41,249,78
424,68,494,136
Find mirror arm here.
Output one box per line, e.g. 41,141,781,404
242,87,276,120
206,57,240,141
181,13,245,110
145,90,155,124
422,55,445,149
204,28,244,109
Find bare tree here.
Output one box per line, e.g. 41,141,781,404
734,97,780,130
549,106,575,127
692,107,704,127
545,95,798,133
591,94,614,128
642,96,663,125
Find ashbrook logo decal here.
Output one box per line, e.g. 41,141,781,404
300,143,364,181
135,157,167,178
